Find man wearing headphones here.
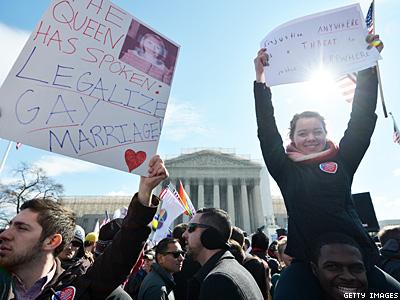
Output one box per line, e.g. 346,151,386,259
183,208,263,300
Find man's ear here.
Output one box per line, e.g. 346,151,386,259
310,261,318,277
43,234,63,252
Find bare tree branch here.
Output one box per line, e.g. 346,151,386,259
0,162,64,214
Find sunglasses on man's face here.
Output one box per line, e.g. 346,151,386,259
162,250,186,259
187,223,210,233
71,240,81,248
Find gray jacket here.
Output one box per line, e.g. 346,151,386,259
138,263,175,300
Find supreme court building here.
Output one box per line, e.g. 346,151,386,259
161,149,275,233
61,148,278,234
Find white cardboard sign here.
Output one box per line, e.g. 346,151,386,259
0,0,179,176
260,4,381,86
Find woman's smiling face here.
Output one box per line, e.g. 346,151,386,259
293,117,327,155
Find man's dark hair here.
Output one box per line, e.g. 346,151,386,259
251,230,269,251
378,225,400,246
20,199,76,256
197,207,231,243
155,237,179,263
172,223,188,249
230,226,245,247
310,232,363,264
229,239,245,263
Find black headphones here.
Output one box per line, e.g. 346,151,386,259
200,226,230,250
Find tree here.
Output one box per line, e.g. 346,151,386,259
0,162,64,215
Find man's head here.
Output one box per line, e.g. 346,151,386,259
58,225,85,261
84,232,98,254
182,208,231,263
143,249,155,273
230,226,245,248
155,238,184,274
251,229,269,251
378,225,400,254
172,223,188,250
0,199,75,272
310,233,368,300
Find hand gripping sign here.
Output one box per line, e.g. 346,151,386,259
0,0,179,176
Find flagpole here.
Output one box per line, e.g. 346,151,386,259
0,141,13,174
372,0,388,118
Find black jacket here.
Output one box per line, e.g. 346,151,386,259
187,251,263,300
138,263,175,300
254,67,380,264
3,193,158,300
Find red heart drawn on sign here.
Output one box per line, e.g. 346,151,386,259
125,149,146,172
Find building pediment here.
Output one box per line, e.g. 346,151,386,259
165,150,261,169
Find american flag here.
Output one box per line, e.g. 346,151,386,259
336,1,374,103
15,142,22,150
365,1,374,34
390,113,400,144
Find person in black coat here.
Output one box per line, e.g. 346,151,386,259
253,35,400,299
182,208,263,300
378,225,400,281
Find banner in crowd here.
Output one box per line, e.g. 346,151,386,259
0,0,179,176
260,3,380,86
151,186,186,244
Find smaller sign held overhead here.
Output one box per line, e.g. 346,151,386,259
260,4,380,86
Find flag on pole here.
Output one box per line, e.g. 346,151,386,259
100,210,110,228
336,1,374,102
365,1,375,34
151,186,186,244
178,180,196,217
15,142,22,150
390,113,400,144
93,219,100,233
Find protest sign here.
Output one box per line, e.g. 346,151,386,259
260,4,380,86
0,0,179,175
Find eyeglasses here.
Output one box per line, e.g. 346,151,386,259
187,223,211,233
71,240,81,248
162,250,186,259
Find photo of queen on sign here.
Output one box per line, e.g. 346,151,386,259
119,20,178,86
0,0,180,176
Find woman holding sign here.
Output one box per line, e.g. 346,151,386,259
253,35,400,298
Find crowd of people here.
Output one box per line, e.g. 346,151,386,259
1,34,400,299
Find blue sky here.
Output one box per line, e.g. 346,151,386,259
0,0,399,221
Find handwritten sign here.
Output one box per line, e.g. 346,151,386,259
260,4,381,86
0,0,179,176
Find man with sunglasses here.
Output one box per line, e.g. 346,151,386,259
58,225,91,272
183,208,263,300
138,237,184,300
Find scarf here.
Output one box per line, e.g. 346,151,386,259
286,140,339,164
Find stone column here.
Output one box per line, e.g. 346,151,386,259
213,178,220,209
253,179,265,229
227,178,235,225
198,178,204,209
240,179,251,233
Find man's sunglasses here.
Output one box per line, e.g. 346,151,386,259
187,223,211,233
162,250,186,259
71,240,81,247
